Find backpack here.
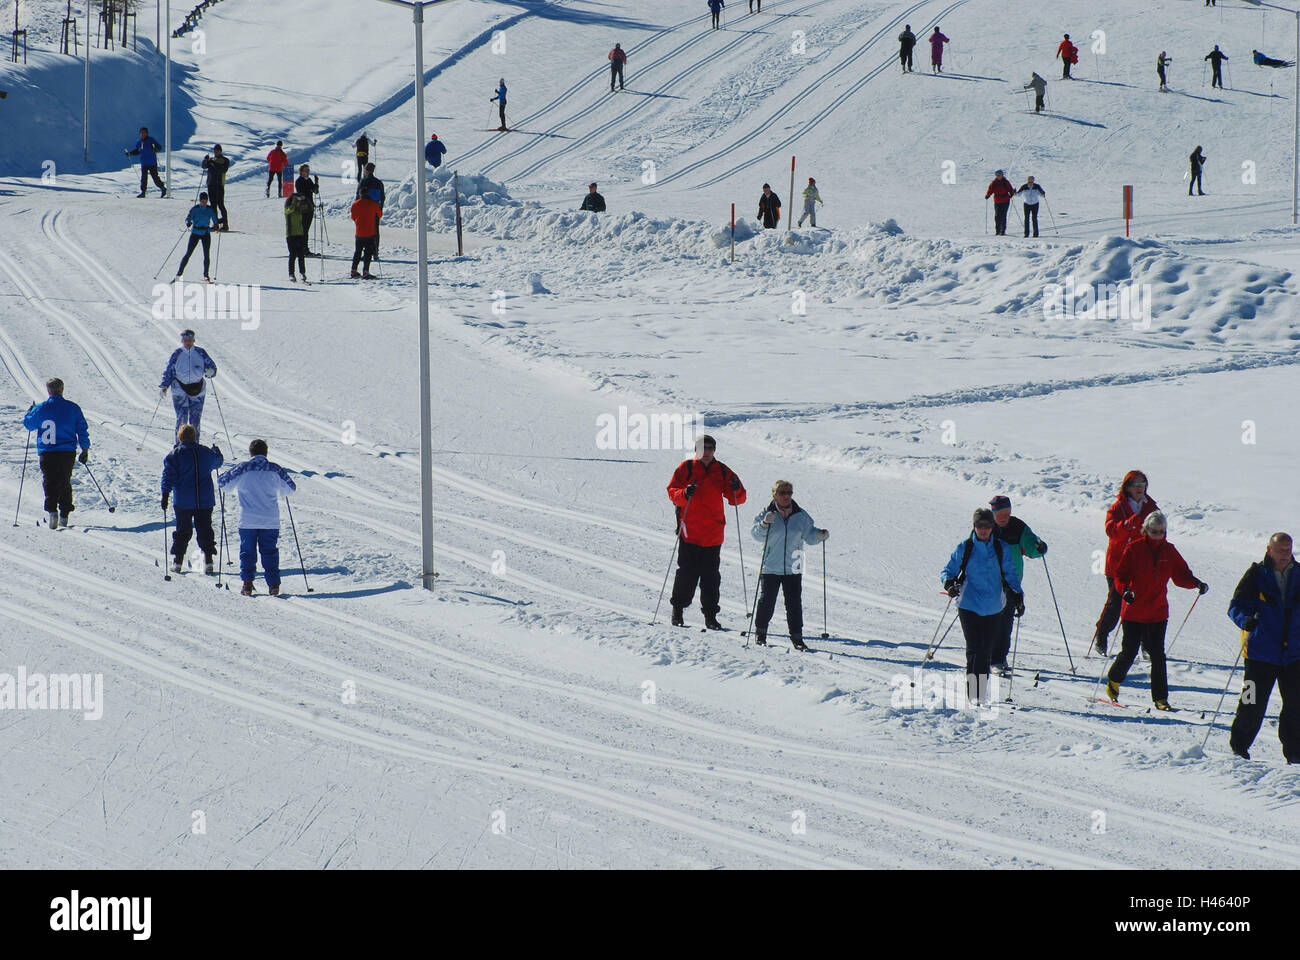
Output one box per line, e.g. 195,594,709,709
672,459,734,534
958,533,1013,594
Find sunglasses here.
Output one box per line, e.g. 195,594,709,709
974,522,993,529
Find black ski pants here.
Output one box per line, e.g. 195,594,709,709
301,202,315,249
1094,576,1124,646
352,235,378,273
1023,202,1039,237
671,540,721,616
900,45,914,71
1108,619,1169,701
39,451,76,515
1189,167,1204,195
1231,658,1300,762
1211,65,1223,88
1061,61,1071,80
287,235,307,277
266,168,282,195
139,164,165,194
711,9,720,28
749,0,760,11
610,62,624,90
755,573,803,639
992,200,1009,235
172,507,216,559
497,102,507,129
993,597,1015,665
178,233,211,277
959,608,999,679
209,186,229,227
1034,91,1044,112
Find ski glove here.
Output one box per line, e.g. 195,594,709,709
1196,580,1209,595
205,369,215,379
162,494,169,512
1036,539,1048,554
816,529,829,542
1243,616,1259,632
730,475,742,492
1013,595,1026,618
684,483,697,500
761,510,776,526
160,386,169,398
1122,588,1136,604
943,578,960,598
211,445,221,459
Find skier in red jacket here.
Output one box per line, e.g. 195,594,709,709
1092,469,1160,654
1105,511,1207,708
984,170,1016,235
666,434,747,629
1056,34,1078,79
609,43,627,91
266,141,288,198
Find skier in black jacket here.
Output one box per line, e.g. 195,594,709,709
757,183,781,229
898,24,917,72
579,182,606,212
201,145,232,230
294,163,320,256
1205,46,1228,89
1189,146,1207,196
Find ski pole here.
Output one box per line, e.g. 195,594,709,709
924,595,955,661
1041,555,1076,673
216,491,228,589
1165,591,1201,655
212,227,222,282
984,195,988,234
137,391,165,451
1200,647,1243,752
1005,613,1021,702
153,225,190,280
220,489,232,567
820,538,829,639
163,507,172,581
1044,197,1060,235
82,460,115,512
652,494,692,625
1090,646,1119,702
13,429,31,526
209,380,234,453
285,498,313,592
742,519,772,643
915,601,960,692
732,501,749,617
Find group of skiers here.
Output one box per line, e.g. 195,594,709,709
896,25,949,74
984,171,1047,237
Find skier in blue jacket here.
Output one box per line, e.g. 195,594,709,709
126,126,167,198
21,377,90,529
218,438,297,596
425,134,447,167
490,80,508,131
161,424,224,573
750,480,827,650
941,507,1023,705
159,328,217,441
175,193,219,281
708,0,725,30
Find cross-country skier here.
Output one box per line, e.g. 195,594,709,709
1057,34,1078,79
1205,45,1228,89
929,26,949,73
21,377,90,530
350,186,382,279
666,434,747,629
988,495,1046,673
1092,470,1159,656
126,126,167,198
285,192,311,282
757,182,781,228
1190,145,1207,195
295,163,320,256
201,144,232,230
1253,50,1296,68
218,438,297,597
491,80,508,131
708,0,724,30
1024,71,1047,113
174,192,218,281
797,177,822,226
161,424,223,574
1228,532,1300,762
1016,175,1045,236
609,43,627,91
1157,51,1172,91
1105,511,1206,709
898,24,916,72
159,329,217,442
984,170,1015,236
266,140,288,197
355,133,371,171
359,162,385,257
425,133,447,168
580,182,606,212
941,507,1024,706
750,480,827,651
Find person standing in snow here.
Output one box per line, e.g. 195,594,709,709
218,438,297,597
1092,470,1159,656
941,507,1024,706
580,182,606,212
491,80,508,131
350,186,382,279
929,26,949,73
666,434,747,630
757,182,781,228
1105,511,1207,709
1057,34,1078,79
898,24,917,73
797,177,822,226
359,162,386,257
609,43,627,91
295,163,320,256
750,480,827,650
161,424,223,574
1205,46,1228,89
159,329,217,441
21,377,90,530
708,0,724,30
285,192,311,282
1016,175,1046,237
174,192,218,281
1024,71,1047,113
1157,51,1172,91
126,126,167,198
984,170,1015,236
425,133,447,168
201,144,232,231
355,133,371,171
1227,532,1300,762
266,140,288,198
1189,145,1207,196
988,495,1046,673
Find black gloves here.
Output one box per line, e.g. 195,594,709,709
1122,588,1135,604
1243,616,1259,631
684,483,696,500
943,578,960,598
162,494,169,512
78,449,88,465
1197,580,1209,595
211,445,221,459
1036,539,1048,554
1011,592,1025,618
730,475,741,492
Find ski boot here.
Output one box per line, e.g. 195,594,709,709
59,513,70,529
791,635,809,652
240,581,255,596
48,511,60,529
269,585,281,597
704,615,723,631
204,553,215,575
1153,699,1173,711
670,606,684,627
754,631,767,646
1105,679,1120,701
171,558,183,573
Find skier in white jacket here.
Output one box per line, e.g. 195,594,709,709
1015,176,1046,237
797,177,823,227
159,329,217,441
218,438,297,595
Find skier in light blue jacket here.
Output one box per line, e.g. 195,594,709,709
750,479,827,650
159,328,217,441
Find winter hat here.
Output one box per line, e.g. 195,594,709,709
199,192,209,201
994,169,1005,176
213,144,222,152
989,495,1012,512
972,507,995,526
808,177,815,183
430,134,438,139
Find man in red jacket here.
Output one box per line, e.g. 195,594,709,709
266,140,288,198
1057,34,1078,79
350,188,382,279
985,171,1016,236
666,434,747,629
1092,469,1159,654
609,43,627,92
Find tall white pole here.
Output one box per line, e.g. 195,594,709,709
414,3,435,589
83,0,90,161
165,0,171,193
1293,11,1298,223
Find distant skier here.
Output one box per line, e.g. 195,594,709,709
266,140,288,198
491,79,508,131
757,182,781,228
984,170,1015,236
285,192,311,283
1015,175,1045,237
161,424,223,574
708,0,724,30
359,162,385,256
126,126,167,198
201,144,231,230
797,177,822,226
1157,51,1172,91
748,0,760,11
929,26,949,73
21,377,90,530
1024,72,1047,113
174,192,218,281
1253,49,1296,68
580,182,606,212
350,186,382,279
1093,470,1158,656
355,133,371,170
898,24,916,72
1205,45,1228,89
1057,34,1078,79
750,480,828,651
609,43,627,91
159,329,217,441
424,133,447,168
295,163,320,256
988,496,1046,673
218,438,297,597
1189,145,1207,196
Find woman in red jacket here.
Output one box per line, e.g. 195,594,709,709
1105,511,1207,708
1092,469,1159,655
